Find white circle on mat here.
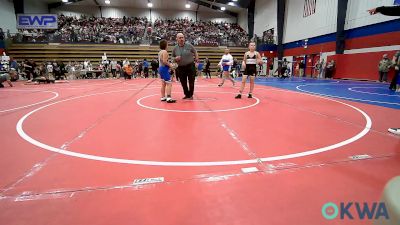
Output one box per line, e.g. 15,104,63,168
16,88,372,166
137,91,260,113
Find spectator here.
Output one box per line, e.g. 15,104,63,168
318,59,325,79
204,58,211,79
111,59,117,78
151,59,158,78
392,51,400,92
143,59,149,78
269,62,274,77
325,60,335,79
299,60,305,77
24,59,35,80
281,58,289,78
123,58,130,66
45,62,54,80
378,54,392,82
0,72,14,88
123,63,133,79
0,28,4,41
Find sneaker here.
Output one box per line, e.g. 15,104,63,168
248,94,253,98
166,98,177,103
235,94,241,99
187,96,193,100
182,96,190,99
0,83,4,88
388,128,400,135
218,84,222,87
161,97,167,101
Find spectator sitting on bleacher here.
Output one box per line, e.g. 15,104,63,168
123,63,134,79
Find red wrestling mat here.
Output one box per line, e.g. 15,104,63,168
0,78,399,225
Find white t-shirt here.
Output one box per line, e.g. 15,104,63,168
47,64,53,73
218,54,233,67
111,61,117,69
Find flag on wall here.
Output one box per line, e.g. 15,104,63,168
303,0,317,17
394,0,400,5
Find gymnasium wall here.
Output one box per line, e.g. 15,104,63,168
238,10,248,33
345,0,399,30
278,0,400,81
281,19,400,80
283,0,399,44
328,48,399,81
24,0,48,14
283,0,338,44
0,0,17,33
254,0,277,37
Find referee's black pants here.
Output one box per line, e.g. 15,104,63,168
177,63,196,98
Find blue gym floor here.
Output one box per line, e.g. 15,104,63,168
248,77,400,109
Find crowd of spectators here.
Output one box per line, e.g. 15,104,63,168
5,15,248,46
150,18,248,46
262,29,275,44
13,15,149,44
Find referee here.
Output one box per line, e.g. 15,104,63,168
172,33,199,100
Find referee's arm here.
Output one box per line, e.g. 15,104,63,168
369,5,400,16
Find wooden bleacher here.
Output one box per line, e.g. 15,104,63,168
8,43,247,73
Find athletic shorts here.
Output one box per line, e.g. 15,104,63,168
223,65,231,72
222,60,230,72
159,66,171,82
244,65,257,76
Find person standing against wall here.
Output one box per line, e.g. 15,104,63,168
299,60,305,77
204,58,211,79
172,33,199,100
393,51,400,92
378,54,392,82
318,59,325,79
325,60,335,79
314,60,321,78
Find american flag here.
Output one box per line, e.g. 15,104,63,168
303,0,317,17
394,0,400,5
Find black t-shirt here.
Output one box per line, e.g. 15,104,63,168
151,60,158,69
26,62,35,72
